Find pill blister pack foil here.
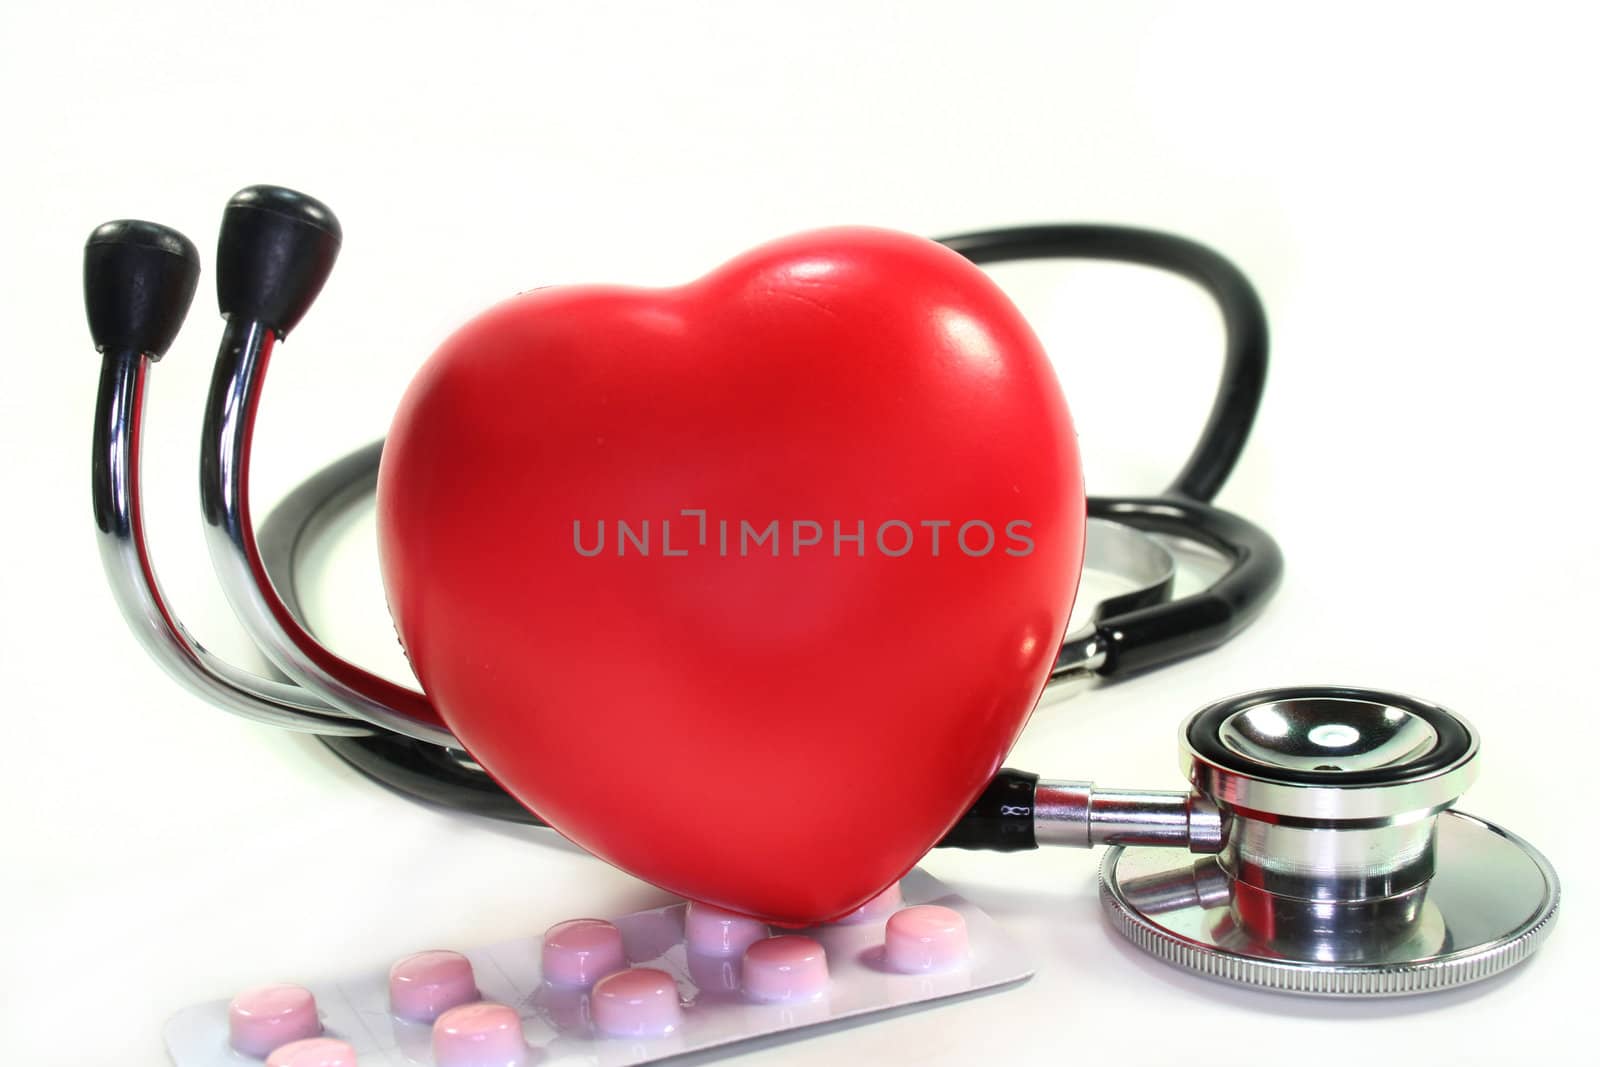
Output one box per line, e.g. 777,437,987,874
164,869,1033,1066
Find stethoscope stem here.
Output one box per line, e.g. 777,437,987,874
90,342,370,735
198,316,454,746
936,769,1224,854
1035,781,1225,851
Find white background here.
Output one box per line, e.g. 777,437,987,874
3,2,1596,1063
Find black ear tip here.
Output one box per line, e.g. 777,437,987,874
226,185,343,244
217,185,343,336
83,219,202,358
87,219,202,264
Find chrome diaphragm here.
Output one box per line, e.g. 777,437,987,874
1098,686,1560,996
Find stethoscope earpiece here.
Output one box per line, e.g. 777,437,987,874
215,185,342,338
83,219,201,359
1100,687,1560,995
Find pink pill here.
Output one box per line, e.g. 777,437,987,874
229,984,321,1057
265,1037,358,1067
885,905,969,973
833,882,904,925
590,968,682,1038
742,935,829,1002
431,1002,526,1067
684,901,767,958
389,950,478,1022
542,919,626,987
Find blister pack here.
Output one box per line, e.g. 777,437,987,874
164,868,1032,1066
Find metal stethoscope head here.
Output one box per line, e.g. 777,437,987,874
938,686,1560,995
1109,687,1558,995
84,187,1557,998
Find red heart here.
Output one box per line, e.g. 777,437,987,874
376,228,1084,924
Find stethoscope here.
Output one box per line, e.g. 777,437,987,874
85,186,1557,996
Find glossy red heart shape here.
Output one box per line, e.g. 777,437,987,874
376,228,1084,924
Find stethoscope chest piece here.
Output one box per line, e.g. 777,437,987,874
1099,687,1560,996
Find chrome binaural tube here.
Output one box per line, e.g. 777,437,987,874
92,346,371,736
198,319,457,747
